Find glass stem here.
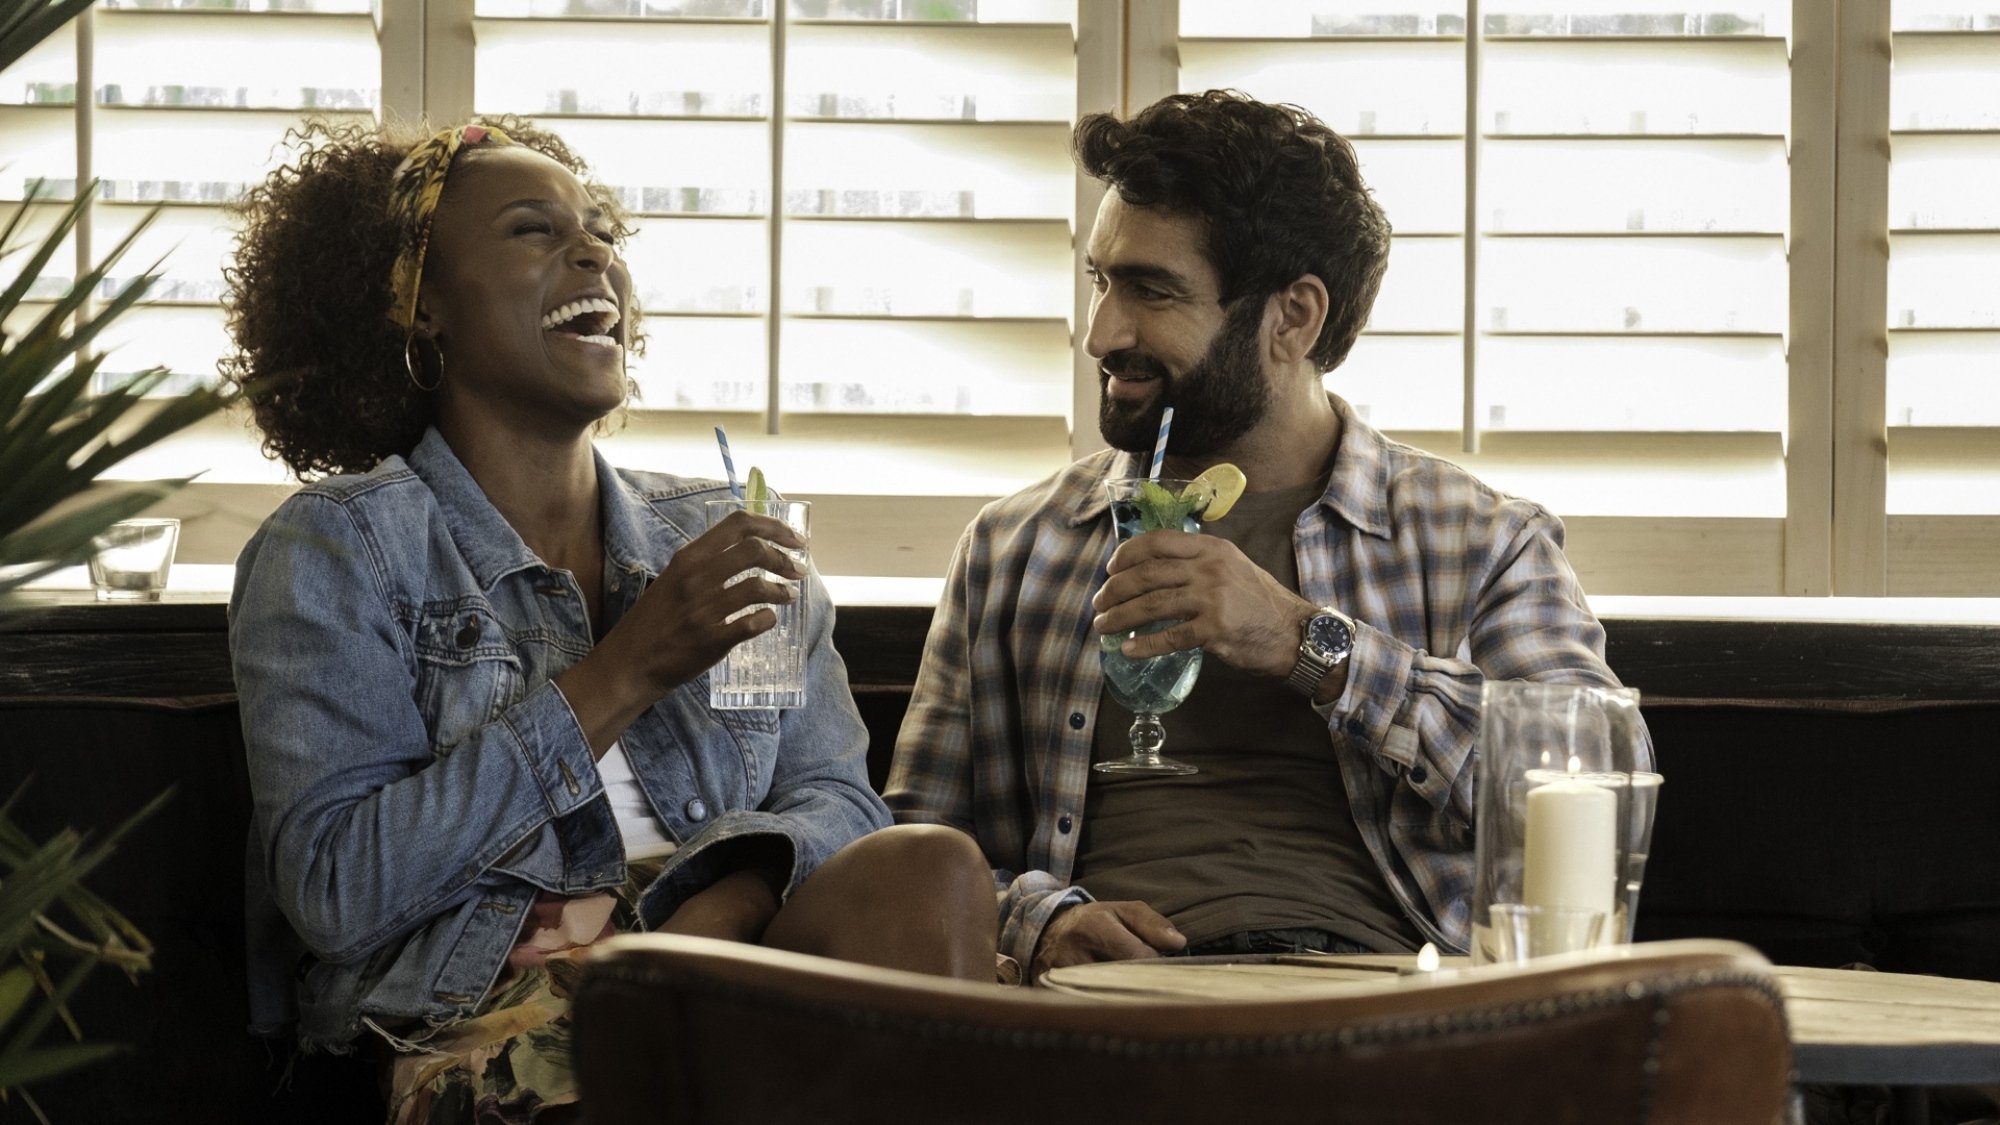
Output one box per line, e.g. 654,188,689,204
1128,712,1166,762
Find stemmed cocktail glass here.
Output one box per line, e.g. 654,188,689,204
1094,477,1211,776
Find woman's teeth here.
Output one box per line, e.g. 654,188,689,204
540,296,622,339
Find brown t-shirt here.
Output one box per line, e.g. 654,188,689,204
1074,475,1423,953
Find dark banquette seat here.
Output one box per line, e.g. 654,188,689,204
3,593,1997,1122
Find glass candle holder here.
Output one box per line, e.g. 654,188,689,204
1470,681,1656,964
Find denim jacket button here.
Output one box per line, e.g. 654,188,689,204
455,620,479,649
684,798,708,822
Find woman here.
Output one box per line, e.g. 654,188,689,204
222,118,995,1124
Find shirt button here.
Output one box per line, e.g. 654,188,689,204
1410,766,1429,785
684,798,707,822
1057,815,1073,834
1068,712,1086,731
455,620,479,649
1345,717,1365,737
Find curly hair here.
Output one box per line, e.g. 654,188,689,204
221,116,638,480
1073,89,1391,373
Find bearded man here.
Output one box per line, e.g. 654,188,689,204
885,90,1643,983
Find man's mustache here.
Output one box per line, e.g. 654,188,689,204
1100,349,1170,381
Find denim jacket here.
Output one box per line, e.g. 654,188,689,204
230,428,886,1049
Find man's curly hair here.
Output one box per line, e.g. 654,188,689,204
1073,89,1391,373
221,116,638,480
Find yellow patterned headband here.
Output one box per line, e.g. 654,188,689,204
387,123,515,337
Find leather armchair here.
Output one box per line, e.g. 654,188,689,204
571,935,1791,1125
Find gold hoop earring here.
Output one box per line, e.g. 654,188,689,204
405,338,442,392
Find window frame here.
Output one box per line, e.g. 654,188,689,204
25,0,2000,595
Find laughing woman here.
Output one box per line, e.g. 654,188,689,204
222,118,996,1125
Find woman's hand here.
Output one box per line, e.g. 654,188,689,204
652,868,783,944
556,509,806,755
607,510,806,696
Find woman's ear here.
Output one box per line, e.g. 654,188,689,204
411,297,441,342
1268,273,1330,366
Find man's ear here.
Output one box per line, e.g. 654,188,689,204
1267,273,1330,366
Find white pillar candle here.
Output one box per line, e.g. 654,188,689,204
1522,775,1618,920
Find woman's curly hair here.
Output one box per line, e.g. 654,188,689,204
1073,89,1391,374
221,115,638,480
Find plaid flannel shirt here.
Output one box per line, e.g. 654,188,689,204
884,397,1644,968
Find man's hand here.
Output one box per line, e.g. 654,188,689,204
1030,900,1187,981
1092,531,1313,680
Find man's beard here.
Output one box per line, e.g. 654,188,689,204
1098,299,1270,459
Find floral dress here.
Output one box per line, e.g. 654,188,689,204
386,860,664,1125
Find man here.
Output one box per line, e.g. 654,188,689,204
885,90,1643,982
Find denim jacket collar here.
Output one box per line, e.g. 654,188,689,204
405,427,708,591
406,428,548,592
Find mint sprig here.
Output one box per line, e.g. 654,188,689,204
1135,479,1203,532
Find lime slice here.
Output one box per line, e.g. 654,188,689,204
1186,462,1246,520
746,465,769,512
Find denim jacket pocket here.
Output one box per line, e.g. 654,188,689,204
412,603,524,754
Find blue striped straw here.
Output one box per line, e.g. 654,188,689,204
714,425,744,499
1149,406,1174,481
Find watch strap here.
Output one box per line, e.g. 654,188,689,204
1286,647,1336,697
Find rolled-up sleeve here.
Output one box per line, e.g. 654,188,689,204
232,496,600,964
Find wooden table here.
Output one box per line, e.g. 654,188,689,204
1043,954,2000,1124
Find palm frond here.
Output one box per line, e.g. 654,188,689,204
0,181,241,597
0,786,160,1100
0,1,174,1104
0,1,95,84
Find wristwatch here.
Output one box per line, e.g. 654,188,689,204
1285,606,1355,698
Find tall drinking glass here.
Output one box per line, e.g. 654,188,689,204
1095,477,1210,776
704,498,810,710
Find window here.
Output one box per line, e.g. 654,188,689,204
1170,1,1800,594
465,0,1080,520
9,0,1998,592
1885,0,2000,594
50,2,376,397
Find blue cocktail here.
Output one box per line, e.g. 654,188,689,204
1095,477,1210,776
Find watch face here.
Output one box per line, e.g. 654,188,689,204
1306,612,1353,659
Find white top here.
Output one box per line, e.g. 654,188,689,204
597,739,678,861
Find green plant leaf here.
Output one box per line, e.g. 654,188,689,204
0,2,98,77
0,956,92,1063
9,215,165,389
0,185,234,591
0,966,36,1036
0,1041,123,1092
0,183,87,336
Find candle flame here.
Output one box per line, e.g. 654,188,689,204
1416,943,1440,972
1566,754,1582,774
